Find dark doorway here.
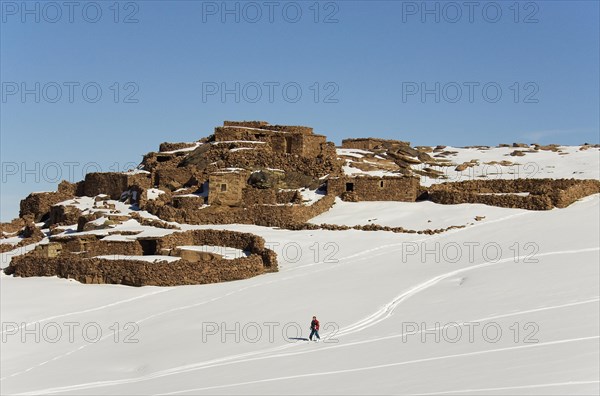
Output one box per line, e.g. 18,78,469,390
416,191,429,201
285,137,293,154
139,239,157,255
345,183,354,192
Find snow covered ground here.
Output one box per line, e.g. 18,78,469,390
416,146,600,187
0,146,599,395
310,198,528,230
1,195,598,395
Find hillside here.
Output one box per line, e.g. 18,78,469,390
1,122,599,395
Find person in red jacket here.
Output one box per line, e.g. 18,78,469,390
309,316,320,342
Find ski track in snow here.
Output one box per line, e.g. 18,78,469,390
0,288,174,336
412,380,600,395
157,336,600,394
14,246,599,395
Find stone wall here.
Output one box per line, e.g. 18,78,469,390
48,204,82,225
216,127,298,155
50,234,144,257
82,172,152,199
427,179,600,210
341,138,411,150
0,217,28,235
19,181,78,222
214,121,320,157
5,255,266,287
0,222,45,254
223,120,269,128
220,122,313,135
327,176,420,202
300,134,328,157
146,194,335,227
159,142,197,152
156,229,277,270
155,168,199,190
5,229,278,286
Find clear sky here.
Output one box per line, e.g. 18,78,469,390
1,0,599,220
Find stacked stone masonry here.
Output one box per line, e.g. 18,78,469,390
6,229,277,286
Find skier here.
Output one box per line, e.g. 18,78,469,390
309,316,320,342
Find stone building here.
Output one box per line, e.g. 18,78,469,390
214,121,328,158
327,175,420,202
33,242,63,258
207,169,249,206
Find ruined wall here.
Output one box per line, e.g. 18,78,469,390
50,234,144,257
155,168,198,190
262,125,313,135
172,195,206,210
241,188,277,206
223,120,269,128
214,128,324,157
0,217,28,235
300,134,328,157
427,179,600,210
6,228,278,286
327,176,420,202
341,138,411,150
82,172,152,199
219,122,313,135
238,188,301,208
19,180,78,222
428,190,554,210
48,204,82,225
147,194,335,228
0,222,45,254
141,151,186,175
5,255,266,287
156,229,277,270
159,142,197,152
214,127,270,142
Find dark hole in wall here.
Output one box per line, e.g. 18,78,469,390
345,183,354,192
139,239,157,255
416,191,429,201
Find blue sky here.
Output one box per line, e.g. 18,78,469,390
1,0,599,220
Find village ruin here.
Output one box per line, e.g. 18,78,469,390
2,120,599,286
